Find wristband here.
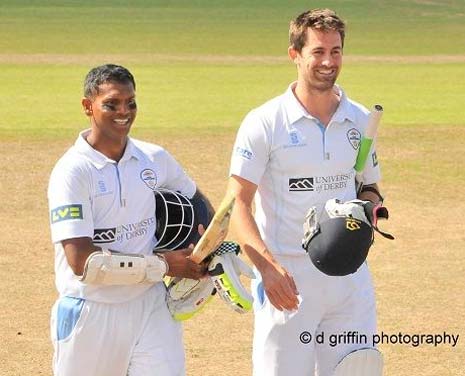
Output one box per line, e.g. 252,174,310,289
360,186,384,203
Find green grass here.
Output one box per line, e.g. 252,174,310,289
1,61,463,140
0,0,464,56
0,0,464,140
1,3,464,376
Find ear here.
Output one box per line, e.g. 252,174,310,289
82,97,92,117
288,46,299,64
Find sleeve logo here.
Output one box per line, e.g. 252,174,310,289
51,204,83,223
234,146,253,160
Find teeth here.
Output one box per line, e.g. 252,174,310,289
114,119,129,125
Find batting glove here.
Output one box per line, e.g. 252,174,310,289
208,241,254,314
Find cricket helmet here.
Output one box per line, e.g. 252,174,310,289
153,189,213,251
302,199,377,276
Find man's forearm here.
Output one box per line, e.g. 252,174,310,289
232,201,276,272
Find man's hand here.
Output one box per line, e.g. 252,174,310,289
259,258,299,312
228,175,300,312
162,247,208,280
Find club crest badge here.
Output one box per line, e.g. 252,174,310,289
140,169,157,190
347,128,361,150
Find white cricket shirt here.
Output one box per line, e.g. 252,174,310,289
48,130,196,303
230,83,381,256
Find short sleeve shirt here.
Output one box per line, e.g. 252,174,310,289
48,130,196,303
230,83,381,255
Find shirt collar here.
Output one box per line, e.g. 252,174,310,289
283,82,356,126
283,82,311,125
331,86,356,124
74,129,139,169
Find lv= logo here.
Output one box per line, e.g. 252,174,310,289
51,204,83,223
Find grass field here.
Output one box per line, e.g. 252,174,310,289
0,1,464,375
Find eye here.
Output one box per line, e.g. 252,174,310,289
128,101,137,110
102,103,116,111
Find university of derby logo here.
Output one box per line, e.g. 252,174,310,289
93,228,117,243
93,217,155,244
140,169,157,190
289,173,353,193
347,128,361,150
289,177,314,191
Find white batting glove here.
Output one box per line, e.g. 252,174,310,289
165,276,216,321
208,242,254,314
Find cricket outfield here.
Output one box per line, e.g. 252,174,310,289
0,1,464,375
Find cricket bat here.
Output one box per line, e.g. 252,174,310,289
354,104,383,192
190,193,235,264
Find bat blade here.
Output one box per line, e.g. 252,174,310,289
190,194,235,264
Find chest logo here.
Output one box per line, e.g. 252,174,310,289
289,177,314,191
93,228,117,243
347,128,361,150
140,169,157,190
289,131,300,145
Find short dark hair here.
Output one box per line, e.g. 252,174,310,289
83,64,136,98
289,8,346,52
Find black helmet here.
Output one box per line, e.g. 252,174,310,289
153,189,213,251
302,199,393,276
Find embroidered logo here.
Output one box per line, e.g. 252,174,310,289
140,169,157,190
290,131,299,145
98,180,107,193
347,128,361,150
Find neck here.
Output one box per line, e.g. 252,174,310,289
86,133,127,162
293,82,340,126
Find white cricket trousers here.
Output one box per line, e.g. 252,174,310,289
50,283,185,376
251,254,377,376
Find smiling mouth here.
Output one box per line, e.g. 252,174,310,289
114,118,131,126
316,69,336,76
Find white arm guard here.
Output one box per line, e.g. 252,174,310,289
80,249,168,285
208,242,254,314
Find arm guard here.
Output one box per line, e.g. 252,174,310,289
80,249,168,285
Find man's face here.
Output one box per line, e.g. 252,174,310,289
83,81,137,144
290,28,343,92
